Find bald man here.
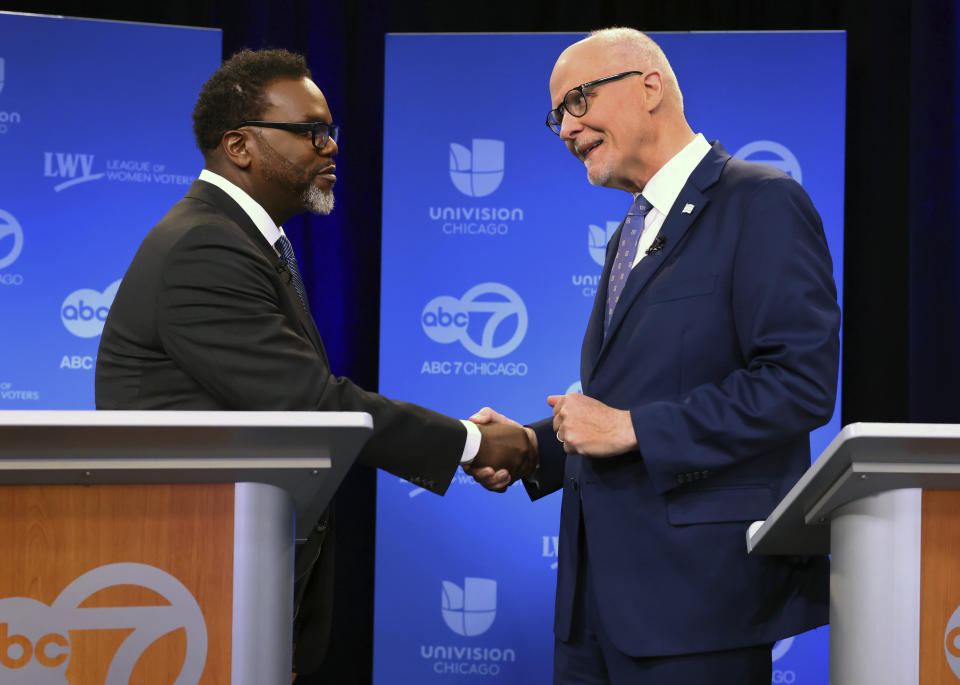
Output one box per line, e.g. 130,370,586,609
468,28,840,684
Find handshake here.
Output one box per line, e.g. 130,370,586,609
461,393,637,491
463,407,539,493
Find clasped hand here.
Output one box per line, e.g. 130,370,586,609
465,419,538,493
464,393,637,492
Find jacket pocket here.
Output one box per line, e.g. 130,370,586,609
648,274,718,303
666,485,776,525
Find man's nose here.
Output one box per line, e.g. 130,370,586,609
320,137,338,157
559,113,582,141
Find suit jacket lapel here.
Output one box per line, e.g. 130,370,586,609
582,219,622,383
188,181,330,364
586,142,731,380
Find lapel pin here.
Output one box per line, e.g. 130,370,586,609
682,203,695,215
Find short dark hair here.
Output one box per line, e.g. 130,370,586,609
192,48,312,153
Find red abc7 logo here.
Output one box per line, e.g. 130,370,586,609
0,563,207,684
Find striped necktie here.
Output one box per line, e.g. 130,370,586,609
605,194,652,330
274,234,311,315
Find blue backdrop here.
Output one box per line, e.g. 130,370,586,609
0,12,220,407
375,32,845,684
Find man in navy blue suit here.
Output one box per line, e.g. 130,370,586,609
468,28,840,684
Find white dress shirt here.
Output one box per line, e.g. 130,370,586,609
631,133,711,267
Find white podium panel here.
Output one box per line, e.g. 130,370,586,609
746,422,960,685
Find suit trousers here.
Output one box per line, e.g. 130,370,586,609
554,509,773,685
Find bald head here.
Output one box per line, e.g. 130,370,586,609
547,28,694,192
553,28,683,113
591,28,683,109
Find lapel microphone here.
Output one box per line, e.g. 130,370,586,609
645,236,667,255
275,261,293,285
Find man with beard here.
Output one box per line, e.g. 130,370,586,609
95,49,535,677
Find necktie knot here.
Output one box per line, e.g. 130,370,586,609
275,234,293,260
627,194,652,217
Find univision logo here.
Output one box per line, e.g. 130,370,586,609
588,221,619,266
449,139,504,197
733,140,802,185
0,58,22,134
772,636,794,662
441,578,497,637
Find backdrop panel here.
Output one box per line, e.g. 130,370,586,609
376,31,845,685
0,12,221,409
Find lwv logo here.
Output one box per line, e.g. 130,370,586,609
44,152,104,192
441,577,497,637
542,536,559,570
449,139,504,197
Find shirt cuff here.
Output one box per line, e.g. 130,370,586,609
460,420,481,464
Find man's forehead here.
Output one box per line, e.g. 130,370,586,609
263,77,331,121
549,39,622,96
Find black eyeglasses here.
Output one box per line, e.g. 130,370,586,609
236,121,341,150
545,71,644,135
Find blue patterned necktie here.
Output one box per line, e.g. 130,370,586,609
605,194,653,330
274,235,311,315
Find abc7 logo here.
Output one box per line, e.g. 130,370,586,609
0,563,206,684
60,280,121,338
0,209,24,271
733,140,802,184
421,283,527,359
945,604,960,678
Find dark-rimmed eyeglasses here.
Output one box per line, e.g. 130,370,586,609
236,121,341,150
545,71,644,135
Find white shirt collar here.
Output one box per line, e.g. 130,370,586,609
198,169,285,250
638,133,711,215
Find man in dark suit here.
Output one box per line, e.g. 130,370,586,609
468,28,840,684
95,48,535,676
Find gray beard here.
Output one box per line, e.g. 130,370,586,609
586,160,613,187
303,185,335,215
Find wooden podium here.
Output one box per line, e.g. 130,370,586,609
0,410,372,685
747,422,960,684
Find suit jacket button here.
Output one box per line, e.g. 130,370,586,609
569,476,578,491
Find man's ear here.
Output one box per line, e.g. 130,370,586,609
220,129,253,169
641,70,664,112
